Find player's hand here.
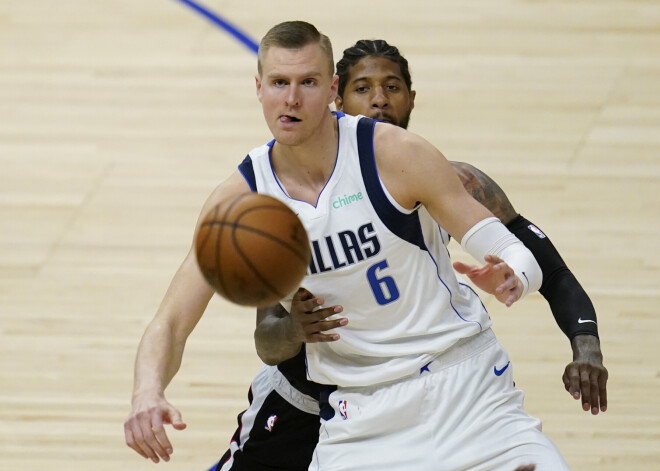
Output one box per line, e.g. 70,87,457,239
124,392,187,463
287,287,346,343
563,334,608,415
453,255,523,306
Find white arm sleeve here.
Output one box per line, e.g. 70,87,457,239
460,217,542,298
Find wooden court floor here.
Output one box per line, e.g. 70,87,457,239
1,1,659,469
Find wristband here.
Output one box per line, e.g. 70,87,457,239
461,217,542,297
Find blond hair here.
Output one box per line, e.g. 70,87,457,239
257,21,334,77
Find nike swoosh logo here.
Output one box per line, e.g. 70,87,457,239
493,361,510,376
577,318,598,325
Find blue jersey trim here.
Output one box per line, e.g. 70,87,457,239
356,117,427,252
267,114,343,208
426,247,485,330
238,155,257,192
356,117,485,328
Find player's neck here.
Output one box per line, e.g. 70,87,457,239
270,113,338,204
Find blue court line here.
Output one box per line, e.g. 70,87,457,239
173,0,259,53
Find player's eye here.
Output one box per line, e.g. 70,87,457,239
302,78,316,86
273,79,287,87
355,86,369,93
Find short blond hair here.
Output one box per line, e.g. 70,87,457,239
257,21,334,77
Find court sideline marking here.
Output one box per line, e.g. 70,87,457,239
173,0,259,53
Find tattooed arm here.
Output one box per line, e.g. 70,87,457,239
449,161,608,414
451,161,518,225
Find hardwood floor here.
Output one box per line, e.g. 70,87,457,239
1,1,658,469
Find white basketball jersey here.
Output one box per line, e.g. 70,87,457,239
239,113,491,387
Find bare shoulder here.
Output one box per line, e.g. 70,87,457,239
449,161,518,224
372,123,456,207
373,121,432,156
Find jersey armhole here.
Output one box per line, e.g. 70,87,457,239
238,155,257,192
356,117,427,251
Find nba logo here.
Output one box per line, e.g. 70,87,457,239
527,224,546,239
265,414,278,432
338,400,348,420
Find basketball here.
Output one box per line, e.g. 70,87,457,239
195,193,311,307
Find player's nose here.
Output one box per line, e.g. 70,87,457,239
285,84,301,107
370,88,389,108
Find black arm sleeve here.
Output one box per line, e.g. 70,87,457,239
505,214,599,340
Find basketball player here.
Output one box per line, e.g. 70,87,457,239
218,21,566,471
215,39,606,471
124,22,569,469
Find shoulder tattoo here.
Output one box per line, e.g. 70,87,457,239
451,161,518,224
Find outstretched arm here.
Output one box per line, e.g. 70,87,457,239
125,171,251,462
450,161,608,414
506,214,607,414
125,249,213,463
374,125,541,307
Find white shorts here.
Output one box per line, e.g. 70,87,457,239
310,329,570,471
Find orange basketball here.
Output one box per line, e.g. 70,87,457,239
195,193,310,307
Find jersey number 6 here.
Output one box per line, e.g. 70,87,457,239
367,260,400,305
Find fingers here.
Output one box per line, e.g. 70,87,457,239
484,254,503,265
124,406,185,463
563,362,609,414
304,317,347,342
495,275,520,307
452,261,476,275
291,291,327,315
579,367,593,413
138,410,170,463
302,305,347,342
148,423,173,463
169,408,188,430
585,366,609,415
125,413,162,463
308,331,341,342
563,365,581,401
454,255,506,276
598,368,609,412
293,294,344,323
290,291,347,341
454,257,522,306
124,424,148,459
152,410,180,461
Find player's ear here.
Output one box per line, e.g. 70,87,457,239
256,75,263,102
328,74,339,104
335,95,344,111
409,89,416,111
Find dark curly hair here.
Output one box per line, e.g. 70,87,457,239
336,39,412,98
